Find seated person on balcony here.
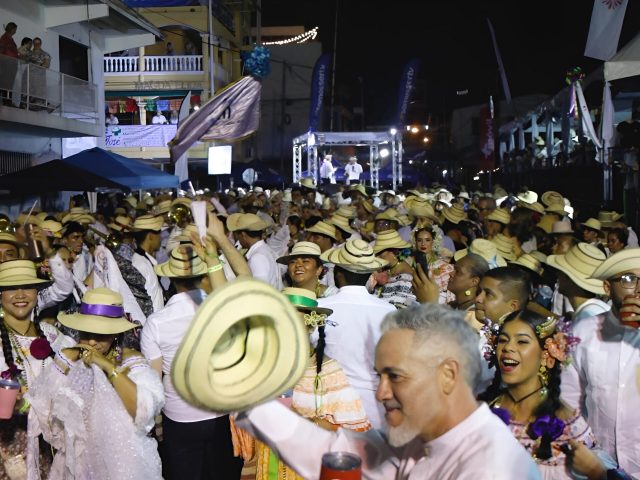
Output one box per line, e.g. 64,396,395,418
106,113,119,126
152,110,168,125
165,42,175,56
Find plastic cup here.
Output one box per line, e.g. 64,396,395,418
0,379,20,419
621,295,640,329
320,452,362,480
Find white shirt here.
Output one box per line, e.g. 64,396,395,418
152,114,167,124
572,297,610,323
320,160,335,179
141,290,221,423
318,285,396,429
246,239,283,290
72,245,93,284
237,400,540,480
561,311,640,476
345,162,363,181
132,251,164,313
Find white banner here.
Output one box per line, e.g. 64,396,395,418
575,82,602,149
584,0,628,61
105,125,177,148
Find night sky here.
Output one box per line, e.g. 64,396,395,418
261,0,640,126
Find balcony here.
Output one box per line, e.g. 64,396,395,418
0,54,100,137
104,55,204,75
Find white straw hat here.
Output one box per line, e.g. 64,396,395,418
155,245,208,278
373,230,412,254
305,221,338,241
454,239,507,268
0,259,51,290
227,213,269,232
590,248,640,281
546,243,606,294
490,234,517,261
320,239,388,273
276,241,322,265
132,214,163,232
171,277,310,412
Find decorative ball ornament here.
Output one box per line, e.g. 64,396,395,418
242,45,271,79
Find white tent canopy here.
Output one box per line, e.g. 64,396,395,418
605,32,640,81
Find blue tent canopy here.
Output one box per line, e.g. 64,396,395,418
63,148,179,191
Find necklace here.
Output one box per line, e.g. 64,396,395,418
506,385,543,405
7,332,46,392
5,321,33,337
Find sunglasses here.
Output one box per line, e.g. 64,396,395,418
610,273,639,289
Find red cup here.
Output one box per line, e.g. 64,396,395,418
621,295,640,329
0,380,20,419
320,452,362,480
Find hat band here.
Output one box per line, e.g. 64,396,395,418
79,303,124,318
284,294,318,309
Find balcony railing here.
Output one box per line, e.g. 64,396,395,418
104,55,204,75
0,54,98,122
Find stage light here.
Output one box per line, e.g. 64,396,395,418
406,125,411,131
424,125,429,130
423,137,429,143
473,175,480,181
411,126,419,133
409,160,413,165
390,128,397,135
379,148,390,158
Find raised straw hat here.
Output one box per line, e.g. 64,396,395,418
154,245,208,278
546,243,606,294
171,277,310,412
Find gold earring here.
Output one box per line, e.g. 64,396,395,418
538,365,549,397
464,289,472,297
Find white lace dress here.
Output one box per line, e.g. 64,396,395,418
26,353,165,479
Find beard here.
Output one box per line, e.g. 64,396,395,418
386,421,420,447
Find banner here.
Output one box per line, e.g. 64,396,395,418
479,104,495,170
174,91,192,183
575,82,602,149
308,53,331,132
169,76,261,162
396,59,420,125
585,0,628,60
599,81,615,163
105,125,177,148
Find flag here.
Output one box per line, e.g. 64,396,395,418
479,104,495,170
309,53,331,132
169,76,261,162
396,59,420,125
487,19,512,103
585,0,629,60
174,91,191,183
599,82,615,163
575,81,602,149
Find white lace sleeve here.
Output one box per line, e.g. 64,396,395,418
122,355,165,434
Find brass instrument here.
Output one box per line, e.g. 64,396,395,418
105,233,122,251
168,203,192,226
0,217,15,234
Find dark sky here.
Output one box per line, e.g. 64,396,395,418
261,0,640,125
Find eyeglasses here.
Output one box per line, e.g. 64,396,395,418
610,273,639,289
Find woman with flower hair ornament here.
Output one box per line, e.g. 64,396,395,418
0,259,76,479
482,308,618,479
413,226,455,304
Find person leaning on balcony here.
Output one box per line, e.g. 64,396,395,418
0,22,19,105
29,37,51,109
152,110,168,125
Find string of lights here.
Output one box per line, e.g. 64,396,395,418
262,27,319,45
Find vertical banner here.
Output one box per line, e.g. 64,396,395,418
585,0,628,60
396,59,420,125
479,104,495,170
174,91,192,184
600,82,615,164
308,53,331,132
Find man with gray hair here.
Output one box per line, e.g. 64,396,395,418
235,303,539,479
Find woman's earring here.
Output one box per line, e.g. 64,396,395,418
464,289,472,297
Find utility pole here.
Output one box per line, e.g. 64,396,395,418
329,0,339,131
280,61,287,179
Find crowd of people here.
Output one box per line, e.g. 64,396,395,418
0,177,637,479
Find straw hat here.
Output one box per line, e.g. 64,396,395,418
132,215,163,232
0,260,51,290
299,177,316,190
306,221,338,241
281,287,333,316
155,245,208,278
108,216,133,233
344,184,368,198
61,207,95,225
124,196,138,209
320,239,388,273
155,199,172,215
174,223,201,244
441,204,467,225
453,239,507,268
493,186,509,200
276,241,322,265
114,207,127,216
40,220,63,238
536,215,557,234
581,218,602,232
171,277,310,412
359,199,376,214
373,230,412,254
58,287,138,334
517,190,538,205
404,196,437,221
334,205,356,219
375,208,400,223
328,215,354,235
0,232,20,248
546,243,606,294
550,221,574,235
509,253,544,277
597,211,623,228
519,201,545,214
545,203,567,216
529,250,548,264
540,191,564,207
15,213,42,227
591,248,640,280
490,234,517,261
172,197,193,207
486,208,511,225
227,213,269,232
457,190,470,200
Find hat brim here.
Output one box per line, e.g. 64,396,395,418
154,260,208,278
0,278,51,291
171,278,310,413
546,254,605,295
276,253,323,265
294,305,334,316
373,240,412,254
57,312,137,334
320,247,388,273
454,248,508,267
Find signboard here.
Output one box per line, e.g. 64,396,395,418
105,125,177,148
208,145,232,175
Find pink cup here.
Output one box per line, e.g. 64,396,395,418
0,380,20,419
